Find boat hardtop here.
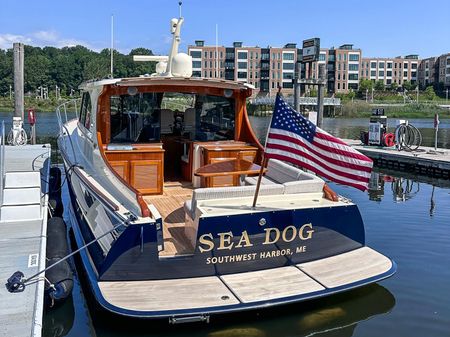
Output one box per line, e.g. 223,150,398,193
57,11,396,321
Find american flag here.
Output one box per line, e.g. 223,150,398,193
265,94,373,191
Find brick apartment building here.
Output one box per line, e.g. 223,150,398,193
188,40,450,96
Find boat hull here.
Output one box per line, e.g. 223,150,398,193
64,168,396,319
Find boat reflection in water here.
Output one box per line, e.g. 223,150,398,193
84,284,394,337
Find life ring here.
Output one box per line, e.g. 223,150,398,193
383,133,395,147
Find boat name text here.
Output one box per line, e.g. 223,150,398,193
198,223,314,253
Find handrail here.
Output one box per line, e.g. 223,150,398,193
0,120,5,207
56,99,81,163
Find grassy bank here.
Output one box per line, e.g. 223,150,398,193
338,100,449,118
0,96,77,113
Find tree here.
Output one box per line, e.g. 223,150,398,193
403,81,417,91
424,86,436,101
359,79,373,92
374,80,385,91
390,82,398,91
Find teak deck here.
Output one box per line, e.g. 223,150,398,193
97,247,393,314
143,181,194,257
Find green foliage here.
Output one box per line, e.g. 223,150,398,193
0,45,156,97
359,79,373,92
402,80,417,91
424,86,436,101
374,80,385,91
390,81,398,91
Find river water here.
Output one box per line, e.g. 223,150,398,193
1,112,450,336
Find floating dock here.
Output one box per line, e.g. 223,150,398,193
0,144,51,337
344,139,450,178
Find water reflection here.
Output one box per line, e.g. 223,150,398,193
80,285,394,337
367,168,445,218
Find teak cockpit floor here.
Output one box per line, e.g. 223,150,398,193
143,181,194,257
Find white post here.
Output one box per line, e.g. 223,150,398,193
416,86,419,104
434,113,439,151
446,88,448,104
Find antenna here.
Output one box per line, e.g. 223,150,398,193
179,1,182,18
215,24,218,78
110,14,114,78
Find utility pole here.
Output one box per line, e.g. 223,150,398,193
317,64,325,127
293,61,301,112
13,43,24,120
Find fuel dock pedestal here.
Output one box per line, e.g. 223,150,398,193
368,108,387,146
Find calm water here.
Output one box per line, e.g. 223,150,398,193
1,112,449,336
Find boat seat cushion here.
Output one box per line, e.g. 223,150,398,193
245,159,324,194
266,159,302,183
185,184,285,219
244,175,277,186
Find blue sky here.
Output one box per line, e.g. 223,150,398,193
0,0,449,58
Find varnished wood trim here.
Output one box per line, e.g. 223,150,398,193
96,132,151,218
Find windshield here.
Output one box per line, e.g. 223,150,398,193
109,92,235,143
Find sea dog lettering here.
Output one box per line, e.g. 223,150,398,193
198,223,314,253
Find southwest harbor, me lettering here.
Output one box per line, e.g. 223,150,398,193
206,246,307,265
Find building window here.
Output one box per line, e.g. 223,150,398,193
250,51,253,59
378,62,385,69
338,83,340,90
412,63,417,69
204,71,207,77
338,73,341,80
338,54,342,61
282,72,293,79
283,53,295,60
349,74,359,81
190,51,201,58
371,70,376,77
209,61,213,68
282,82,293,88
192,71,201,77
404,63,408,69
237,72,247,79
349,83,358,90
411,71,417,78
404,71,408,77
220,51,223,58
371,62,377,68
192,61,201,68
349,54,359,61
344,54,347,61
379,71,385,77
387,70,392,77
319,53,326,61
343,83,346,90
387,79,392,85
387,62,393,69
238,62,247,69
209,71,212,77
349,64,359,71
204,61,207,68
283,63,294,70
237,51,248,59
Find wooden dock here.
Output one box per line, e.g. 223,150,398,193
344,139,450,178
0,144,51,337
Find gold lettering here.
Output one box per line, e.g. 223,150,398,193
299,223,314,240
199,233,214,253
282,225,297,242
218,231,234,250
263,228,280,245
235,230,253,248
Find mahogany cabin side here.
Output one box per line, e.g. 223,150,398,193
95,78,263,197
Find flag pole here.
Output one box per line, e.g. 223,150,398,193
252,86,281,208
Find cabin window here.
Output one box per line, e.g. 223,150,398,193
79,92,92,130
109,91,235,143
